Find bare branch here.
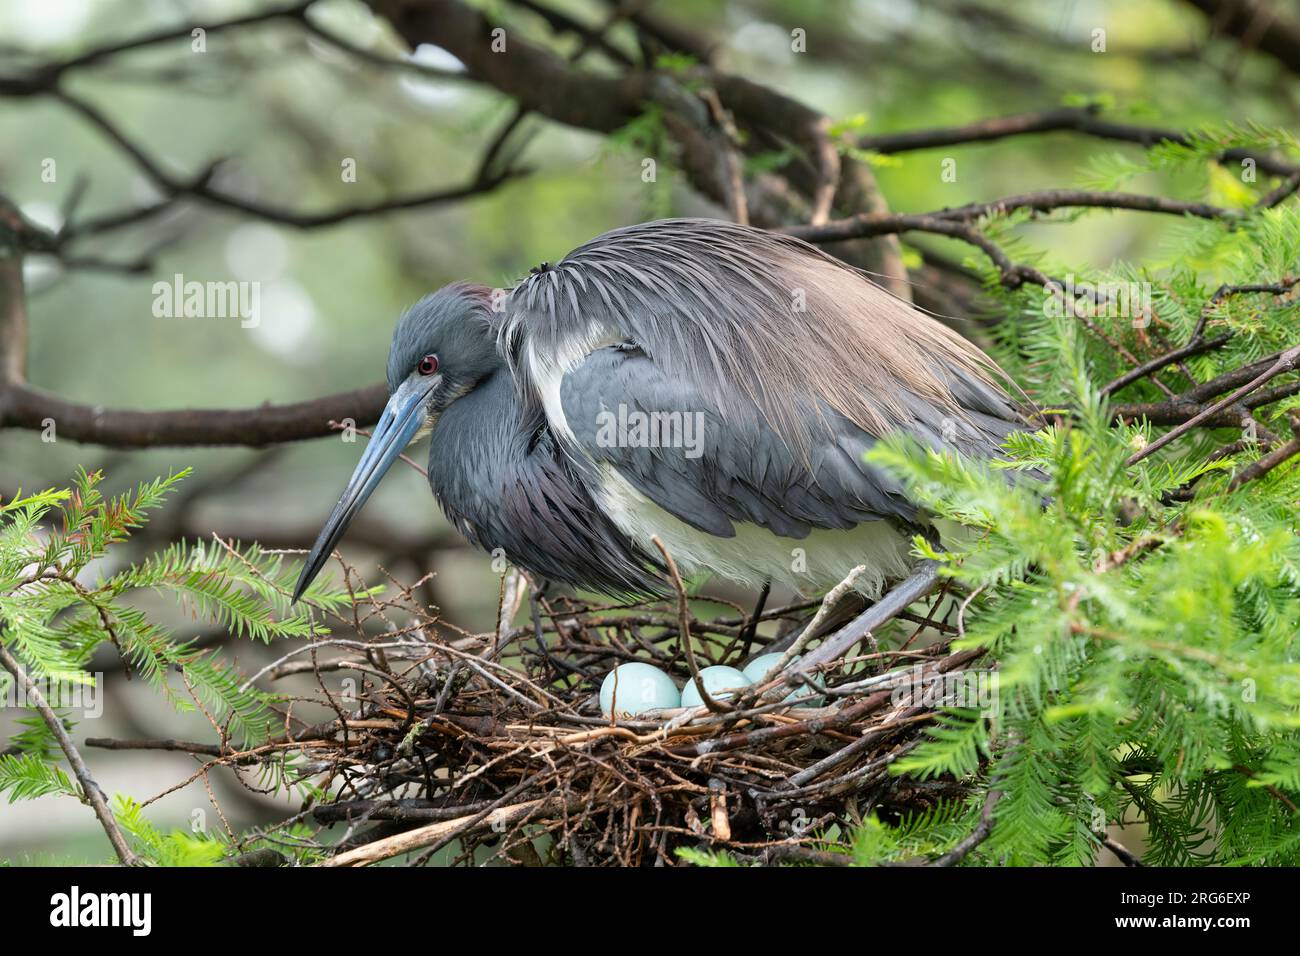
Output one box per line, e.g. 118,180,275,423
0,381,388,447
1102,278,1300,397
55,89,524,230
0,203,29,386
1228,411,1300,490
932,789,1002,867
1184,0,1300,77
318,792,578,867
0,640,138,865
1127,344,1300,465
0,1,313,95
856,104,1299,177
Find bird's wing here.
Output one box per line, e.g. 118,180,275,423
497,217,1027,538
558,343,903,538
556,342,1020,539
499,217,1025,462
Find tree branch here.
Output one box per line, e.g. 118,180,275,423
0,203,29,386
856,104,1299,177
363,0,903,284
54,88,524,231
1127,344,1300,465
0,1,313,94
1102,278,1299,397
0,381,388,447
1227,411,1300,490
0,639,138,865
932,789,1002,867
1184,0,1300,77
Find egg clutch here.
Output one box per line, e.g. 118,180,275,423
598,655,821,719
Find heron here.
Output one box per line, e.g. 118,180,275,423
292,218,1027,631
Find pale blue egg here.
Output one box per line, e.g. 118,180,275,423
680,665,751,707
742,653,821,706
599,662,681,717
741,653,788,684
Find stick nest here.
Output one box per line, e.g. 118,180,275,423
268,562,984,867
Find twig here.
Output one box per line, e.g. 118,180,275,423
1127,344,1300,465
1101,833,1144,867
1100,333,1232,397
737,579,769,658
57,89,523,228
748,565,867,705
932,789,1002,866
759,843,854,866
699,88,749,226
652,537,729,713
855,104,1298,177
1227,411,1300,490
0,639,138,865
318,792,578,867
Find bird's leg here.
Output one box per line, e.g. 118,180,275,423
491,567,529,660
791,561,942,677
738,580,771,658
523,578,596,684
527,575,553,680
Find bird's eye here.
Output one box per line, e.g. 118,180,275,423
417,354,439,376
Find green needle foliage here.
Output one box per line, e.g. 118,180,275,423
0,468,350,865
848,217,1300,866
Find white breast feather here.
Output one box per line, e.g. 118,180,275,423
526,320,620,447
594,465,914,597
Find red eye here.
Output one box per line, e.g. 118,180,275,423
417,354,439,376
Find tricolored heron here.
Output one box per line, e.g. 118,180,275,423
293,218,1025,615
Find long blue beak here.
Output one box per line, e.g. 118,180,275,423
292,380,434,603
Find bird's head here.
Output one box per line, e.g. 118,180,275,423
293,283,498,601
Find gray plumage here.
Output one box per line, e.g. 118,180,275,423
425,367,665,598
294,218,1029,603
